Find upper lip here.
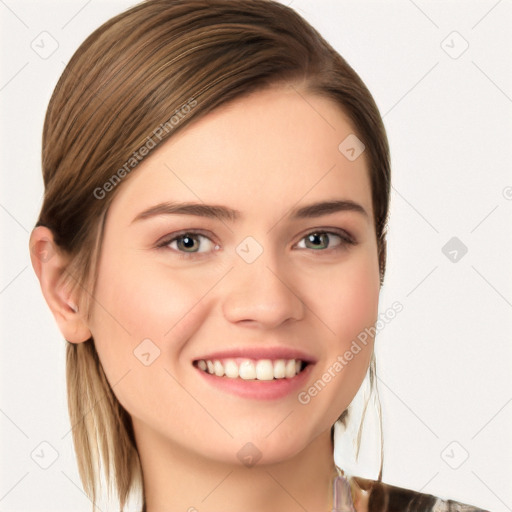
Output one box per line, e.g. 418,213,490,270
193,347,317,364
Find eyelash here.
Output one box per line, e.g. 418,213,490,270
155,228,357,260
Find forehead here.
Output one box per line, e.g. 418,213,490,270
107,85,373,225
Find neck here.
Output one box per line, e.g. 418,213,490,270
133,420,339,512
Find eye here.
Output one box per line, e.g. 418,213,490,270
156,228,356,260
295,230,355,252
156,230,219,259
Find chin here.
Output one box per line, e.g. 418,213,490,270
227,426,322,467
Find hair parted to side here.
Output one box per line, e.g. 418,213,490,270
36,0,391,509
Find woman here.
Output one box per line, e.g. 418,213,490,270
29,0,489,510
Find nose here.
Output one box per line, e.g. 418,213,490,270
221,249,305,329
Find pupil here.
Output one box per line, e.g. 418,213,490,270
181,235,197,251
308,233,326,249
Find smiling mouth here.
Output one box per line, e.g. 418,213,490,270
193,358,309,381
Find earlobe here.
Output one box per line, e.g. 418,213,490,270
29,226,92,343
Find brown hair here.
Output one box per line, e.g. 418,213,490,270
35,0,390,509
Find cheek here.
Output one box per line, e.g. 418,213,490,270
96,261,205,337
301,249,379,419
311,248,380,346
88,253,216,412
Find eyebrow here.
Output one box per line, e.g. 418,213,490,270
130,199,369,225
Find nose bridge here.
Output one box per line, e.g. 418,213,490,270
221,239,304,328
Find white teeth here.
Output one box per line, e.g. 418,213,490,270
213,360,224,377
239,360,256,379
196,358,305,380
224,359,239,378
285,359,296,378
273,359,286,379
255,359,274,381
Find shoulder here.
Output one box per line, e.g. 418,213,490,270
349,475,490,512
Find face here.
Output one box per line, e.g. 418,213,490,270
87,85,381,465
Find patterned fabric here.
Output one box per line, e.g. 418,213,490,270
349,475,490,512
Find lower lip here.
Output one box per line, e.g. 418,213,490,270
194,364,314,400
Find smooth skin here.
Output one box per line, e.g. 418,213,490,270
30,84,380,512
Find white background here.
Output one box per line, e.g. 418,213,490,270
1,1,511,511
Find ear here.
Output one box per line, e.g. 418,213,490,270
29,226,92,343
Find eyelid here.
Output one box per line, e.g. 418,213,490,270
292,227,356,248
155,228,215,247
155,229,218,259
